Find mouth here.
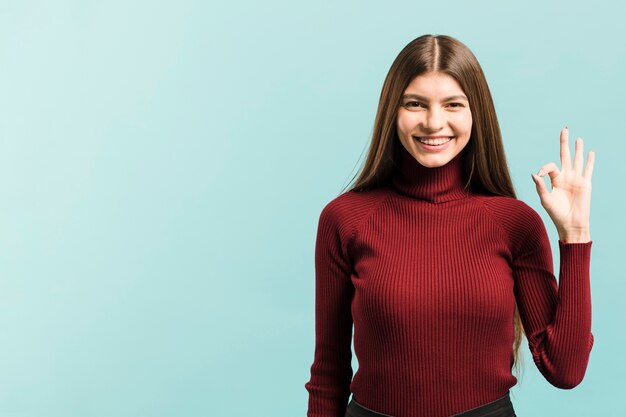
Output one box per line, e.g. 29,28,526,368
413,136,454,146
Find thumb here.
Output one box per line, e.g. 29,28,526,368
531,173,549,199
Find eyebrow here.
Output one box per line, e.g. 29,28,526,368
402,94,469,102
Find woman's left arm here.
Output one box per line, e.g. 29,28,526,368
531,126,595,243
514,126,595,389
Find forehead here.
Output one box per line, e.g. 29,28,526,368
403,72,466,98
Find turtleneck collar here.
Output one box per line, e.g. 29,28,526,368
390,145,471,203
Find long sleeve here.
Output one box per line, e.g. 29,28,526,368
304,202,355,417
511,207,594,389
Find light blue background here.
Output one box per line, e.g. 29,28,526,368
0,1,623,416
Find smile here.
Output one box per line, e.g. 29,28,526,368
414,136,454,146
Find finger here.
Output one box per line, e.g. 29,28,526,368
537,162,560,182
573,137,584,175
583,150,595,181
531,173,549,198
560,126,572,171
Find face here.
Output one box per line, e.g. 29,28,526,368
396,71,473,168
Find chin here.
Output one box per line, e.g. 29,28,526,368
413,154,452,168
419,160,447,168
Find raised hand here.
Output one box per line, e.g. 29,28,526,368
530,126,594,243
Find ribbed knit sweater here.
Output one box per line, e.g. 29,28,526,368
304,146,594,417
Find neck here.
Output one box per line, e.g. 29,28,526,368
390,145,470,203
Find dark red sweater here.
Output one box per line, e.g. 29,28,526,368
305,146,594,417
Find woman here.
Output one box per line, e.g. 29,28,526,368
304,34,595,417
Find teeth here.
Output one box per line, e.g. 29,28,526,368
415,137,452,145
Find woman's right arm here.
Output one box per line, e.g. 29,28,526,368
304,202,355,417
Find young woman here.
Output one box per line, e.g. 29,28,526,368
304,34,595,417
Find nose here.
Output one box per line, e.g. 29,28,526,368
423,107,444,131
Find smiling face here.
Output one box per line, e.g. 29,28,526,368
396,71,473,168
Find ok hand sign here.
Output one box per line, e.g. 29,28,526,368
531,126,594,243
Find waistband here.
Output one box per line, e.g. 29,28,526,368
345,392,515,417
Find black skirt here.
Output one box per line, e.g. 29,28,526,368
345,392,516,417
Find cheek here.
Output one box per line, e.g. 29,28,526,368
463,123,472,136
396,113,416,135
453,113,472,136
463,112,473,132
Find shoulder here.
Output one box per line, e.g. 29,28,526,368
477,195,542,223
318,187,391,237
474,195,547,247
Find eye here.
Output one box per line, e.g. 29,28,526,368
403,101,425,108
447,103,464,108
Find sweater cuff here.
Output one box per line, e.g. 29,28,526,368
557,240,592,307
558,240,592,267
558,240,593,250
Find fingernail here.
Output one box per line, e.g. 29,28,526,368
564,125,568,130
537,169,544,176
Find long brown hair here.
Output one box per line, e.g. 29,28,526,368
340,34,525,377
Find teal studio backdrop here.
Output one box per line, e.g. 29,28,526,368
0,1,623,416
